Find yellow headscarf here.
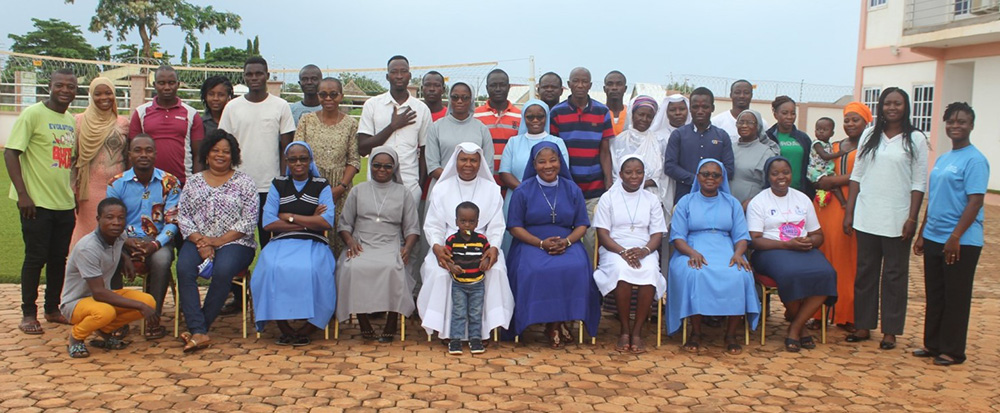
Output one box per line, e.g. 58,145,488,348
75,77,120,200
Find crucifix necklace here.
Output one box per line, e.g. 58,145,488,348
538,181,559,224
621,190,641,231
372,186,389,222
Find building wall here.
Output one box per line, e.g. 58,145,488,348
860,61,937,90
865,1,904,49
967,56,1000,189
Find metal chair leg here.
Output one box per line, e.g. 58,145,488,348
578,321,584,344
174,279,180,338
744,315,750,345
682,317,688,346
241,279,248,339
821,304,827,344
656,297,663,348
333,318,339,340
760,284,767,346
401,315,405,342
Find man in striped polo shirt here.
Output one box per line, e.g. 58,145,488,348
549,67,614,263
473,69,521,186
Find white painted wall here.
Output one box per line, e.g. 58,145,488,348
802,106,849,141
865,1,905,49
967,56,1000,190
0,112,18,148
862,61,937,91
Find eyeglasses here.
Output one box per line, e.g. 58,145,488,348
371,162,395,170
286,156,311,164
524,114,546,121
449,95,471,102
318,92,340,99
698,172,723,179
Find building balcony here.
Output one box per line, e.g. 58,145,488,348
903,0,1000,47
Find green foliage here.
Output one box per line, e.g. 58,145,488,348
7,18,98,60
667,81,694,95
204,42,211,56
252,36,260,55
64,0,241,59
245,39,252,55
180,45,188,64
112,43,173,65
188,39,200,60
339,72,387,96
189,46,248,67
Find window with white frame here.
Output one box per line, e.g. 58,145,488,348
955,0,971,15
912,85,934,133
862,87,881,119
869,0,887,8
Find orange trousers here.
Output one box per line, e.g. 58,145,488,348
69,289,155,340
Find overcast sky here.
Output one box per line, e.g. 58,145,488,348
2,0,861,87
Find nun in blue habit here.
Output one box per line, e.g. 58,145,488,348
504,141,601,347
667,158,759,354
250,141,337,346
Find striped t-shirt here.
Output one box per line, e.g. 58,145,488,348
549,98,615,199
446,231,491,284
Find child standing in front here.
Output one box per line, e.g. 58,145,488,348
808,117,849,207
445,201,490,355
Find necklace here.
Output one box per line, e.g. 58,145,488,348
621,189,641,231
538,180,559,224
372,186,390,222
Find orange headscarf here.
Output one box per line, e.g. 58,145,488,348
843,102,873,123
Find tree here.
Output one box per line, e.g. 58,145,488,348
190,46,247,67
252,36,260,55
65,0,241,59
112,43,173,65
245,39,252,55
666,81,694,95
8,18,98,60
339,73,387,96
180,46,188,64
188,38,200,60
204,42,211,56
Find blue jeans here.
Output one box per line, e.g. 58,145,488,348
449,281,484,340
177,241,254,334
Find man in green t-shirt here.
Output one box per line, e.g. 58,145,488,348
4,68,78,335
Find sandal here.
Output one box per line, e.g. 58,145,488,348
630,336,647,354
44,312,71,325
879,340,897,350
615,334,631,352
89,337,131,351
837,323,857,334
377,332,395,343
183,334,211,353
784,337,801,353
68,342,90,358
546,328,563,349
683,334,700,353
111,325,130,340
805,319,821,331
725,335,743,355
275,335,294,346
559,325,574,346
800,335,816,350
18,319,43,335
179,331,192,345
143,325,167,340
360,328,376,341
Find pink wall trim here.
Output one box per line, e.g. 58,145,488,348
854,0,868,101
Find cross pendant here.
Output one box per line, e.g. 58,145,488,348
630,225,635,231
550,210,557,224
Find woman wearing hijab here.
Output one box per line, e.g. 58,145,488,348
498,99,569,251
593,155,667,353
610,96,674,217
650,94,691,137
505,141,601,347
731,109,781,205
70,77,130,248
808,102,869,332
425,82,494,191
747,156,837,352
336,146,420,342
667,159,758,354
417,143,514,341
250,141,336,346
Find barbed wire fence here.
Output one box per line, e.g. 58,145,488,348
1,50,854,119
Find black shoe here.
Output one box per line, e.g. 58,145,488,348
845,334,871,343
469,340,486,354
448,340,463,355
275,335,294,346
912,349,938,358
879,340,896,350
933,355,964,366
291,336,311,347
219,301,241,316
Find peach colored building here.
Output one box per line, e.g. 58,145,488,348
855,0,1000,190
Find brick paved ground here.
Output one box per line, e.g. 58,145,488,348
2,207,1000,412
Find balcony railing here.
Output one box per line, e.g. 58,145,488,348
905,0,1000,33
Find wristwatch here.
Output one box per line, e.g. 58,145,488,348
338,182,349,189
288,215,295,223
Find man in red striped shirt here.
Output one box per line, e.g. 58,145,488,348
548,67,614,262
473,69,521,184
422,71,448,122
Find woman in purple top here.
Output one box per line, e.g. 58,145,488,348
175,130,258,353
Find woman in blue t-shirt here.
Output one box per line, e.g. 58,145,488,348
913,102,989,367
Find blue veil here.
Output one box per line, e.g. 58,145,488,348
516,99,551,136
521,141,573,183
690,158,731,195
283,140,321,178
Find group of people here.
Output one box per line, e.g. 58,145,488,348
6,56,987,366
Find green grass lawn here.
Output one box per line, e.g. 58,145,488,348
0,157,370,283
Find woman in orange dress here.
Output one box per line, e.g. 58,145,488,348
811,102,871,331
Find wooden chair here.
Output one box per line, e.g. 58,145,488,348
755,272,826,345
594,238,669,347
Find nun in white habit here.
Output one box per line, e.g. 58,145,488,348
416,142,515,339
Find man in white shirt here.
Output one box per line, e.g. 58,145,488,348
357,55,432,202
712,79,767,140
218,56,295,248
